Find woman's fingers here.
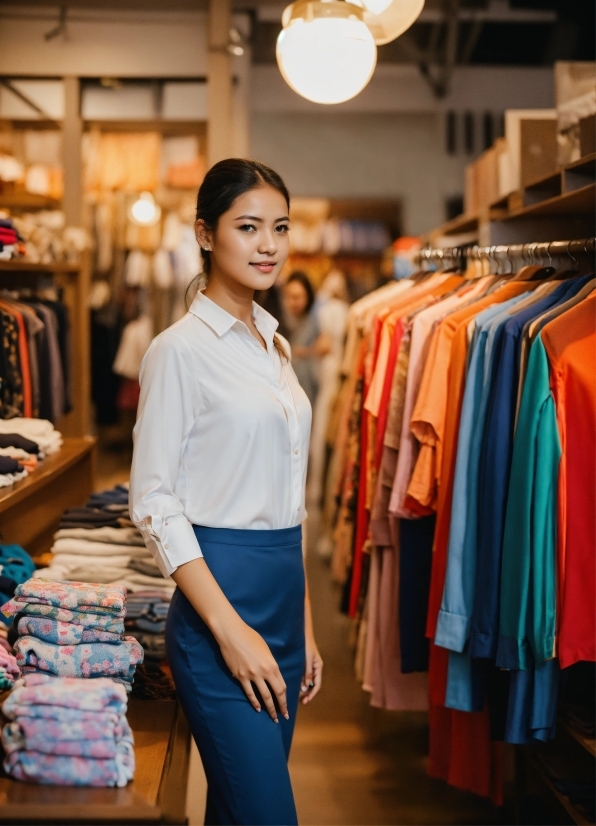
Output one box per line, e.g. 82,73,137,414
268,671,289,720
301,655,323,704
239,678,262,713
255,678,279,722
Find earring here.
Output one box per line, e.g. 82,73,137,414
203,245,212,252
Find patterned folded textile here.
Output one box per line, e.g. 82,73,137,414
0,648,19,678
3,714,133,758
3,746,134,787
3,579,126,617
14,636,143,682
17,616,122,646
3,673,128,716
0,667,15,690
2,602,124,634
3,704,121,724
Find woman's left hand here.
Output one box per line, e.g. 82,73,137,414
301,634,323,705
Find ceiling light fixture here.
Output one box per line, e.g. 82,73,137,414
354,0,425,46
129,192,161,227
276,1,377,105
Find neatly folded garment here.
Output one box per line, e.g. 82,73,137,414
54,527,144,546
3,714,133,758
3,579,126,616
3,673,128,715
3,746,134,787
3,602,124,634
14,636,143,682
17,616,122,645
52,538,151,557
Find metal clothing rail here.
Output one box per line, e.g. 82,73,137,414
417,237,596,268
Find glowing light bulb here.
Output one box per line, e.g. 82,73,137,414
276,2,377,105
129,192,161,227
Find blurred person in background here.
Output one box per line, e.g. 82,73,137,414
283,271,330,406
307,270,350,508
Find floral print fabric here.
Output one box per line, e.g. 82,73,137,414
2,601,124,634
4,578,127,616
14,636,143,683
2,674,135,787
17,616,122,645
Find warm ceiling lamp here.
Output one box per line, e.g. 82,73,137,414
129,192,161,227
276,1,377,105
355,0,425,46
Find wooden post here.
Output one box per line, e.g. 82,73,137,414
207,0,233,167
62,76,83,226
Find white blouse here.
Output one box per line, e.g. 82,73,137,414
129,291,312,577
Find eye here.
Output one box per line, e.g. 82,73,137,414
238,223,256,233
275,224,290,234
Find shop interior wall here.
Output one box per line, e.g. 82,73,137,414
251,64,555,236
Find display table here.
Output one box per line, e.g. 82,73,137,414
0,699,191,824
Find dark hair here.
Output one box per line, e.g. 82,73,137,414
286,271,315,313
197,158,290,276
188,158,291,361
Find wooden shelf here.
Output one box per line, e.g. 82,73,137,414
0,260,81,273
0,193,61,211
0,437,96,557
563,722,596,758
0,699,191,824
527,753,592,826
503,183,596,220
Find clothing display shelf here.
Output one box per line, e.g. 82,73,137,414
0,257,91,438
0,698,191,824
0,436,95,559
423,153,596,248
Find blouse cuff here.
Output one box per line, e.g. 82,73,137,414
138,513,203,577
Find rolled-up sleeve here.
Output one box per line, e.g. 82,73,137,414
129,332,203,577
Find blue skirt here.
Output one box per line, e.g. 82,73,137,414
166,525,305,826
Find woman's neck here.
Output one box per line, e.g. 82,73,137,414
203,273,255,326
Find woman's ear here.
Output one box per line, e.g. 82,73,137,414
195,219,212,251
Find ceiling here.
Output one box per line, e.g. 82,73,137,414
2,0,594,65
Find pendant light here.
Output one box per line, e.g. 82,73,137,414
276,1,377,105
354,0,425,46
129,192,161,227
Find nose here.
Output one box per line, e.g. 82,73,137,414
257,228,278,255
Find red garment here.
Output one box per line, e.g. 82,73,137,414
542,294,596,668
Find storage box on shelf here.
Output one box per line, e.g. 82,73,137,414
423,153,595,248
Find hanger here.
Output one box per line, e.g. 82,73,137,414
514,242,555,281
549,240,581,280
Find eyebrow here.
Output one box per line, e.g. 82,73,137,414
234,215,290,223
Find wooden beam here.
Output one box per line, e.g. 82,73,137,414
62,76,83,226
207,0,233,167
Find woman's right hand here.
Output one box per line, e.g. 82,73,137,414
216,615,288,723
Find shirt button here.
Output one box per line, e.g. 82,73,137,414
294,448,299,455
164,544,169,549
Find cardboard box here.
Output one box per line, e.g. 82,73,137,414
503,109,557,193
520,119,558,186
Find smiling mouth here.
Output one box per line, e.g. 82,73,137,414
250,262,277,270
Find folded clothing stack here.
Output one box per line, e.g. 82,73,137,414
0,649,19,690
0,544,36,633
2,578,143,689
1,673,134,786
125,591,169,669
0,419,62,457
0,217,25,261
38,483,174,600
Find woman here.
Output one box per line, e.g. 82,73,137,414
283,272,329,407
129,159,323,826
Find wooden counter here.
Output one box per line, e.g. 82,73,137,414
0,437,96,558
0,699,191,824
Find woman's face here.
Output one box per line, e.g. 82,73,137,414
196,185,290,292
284,280,309,317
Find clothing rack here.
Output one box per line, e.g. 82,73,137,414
417,237,596,272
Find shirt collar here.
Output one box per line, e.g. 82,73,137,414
189,290,280,343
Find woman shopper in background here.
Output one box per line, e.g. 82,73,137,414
129,159,323,826
283,271,331,407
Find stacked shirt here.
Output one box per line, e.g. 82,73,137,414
1,673,134,786
0,217,25,261
1,579,143,689
40,484,174,595
125,591,169,668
